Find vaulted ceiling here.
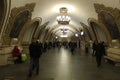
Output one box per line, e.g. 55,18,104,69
11,0,120,37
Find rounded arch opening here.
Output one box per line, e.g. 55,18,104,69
90,22,107,42
99,11,120,39
9,10,30,38
22,21,39,45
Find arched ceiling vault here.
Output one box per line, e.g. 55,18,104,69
11,0,120,37
47,24,80,36
53,29,75,36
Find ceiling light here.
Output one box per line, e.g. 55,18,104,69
60,35,68,38
81,31,84,35
56,7,70,25
56,36,58,39
75,34,79,37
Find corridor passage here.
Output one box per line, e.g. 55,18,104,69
0,47,120,80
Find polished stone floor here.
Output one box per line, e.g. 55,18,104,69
0,47,120,80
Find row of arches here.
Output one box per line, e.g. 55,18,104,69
0,1,119,47
87,4,120,47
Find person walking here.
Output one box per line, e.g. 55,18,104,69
28,41,42,77
95,41,105,67
101,41,107,56
85,41,90,55
92,41,97,57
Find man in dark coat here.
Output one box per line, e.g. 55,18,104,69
95,41,105,67
92,41,97,56
28,41,42,77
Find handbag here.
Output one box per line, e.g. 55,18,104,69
21,53,27,62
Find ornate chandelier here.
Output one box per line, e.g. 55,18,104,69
56,7,71,25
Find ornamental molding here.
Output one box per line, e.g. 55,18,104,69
88,18,112,44
2,3,36,45
94,3,120,32
6,3,36,35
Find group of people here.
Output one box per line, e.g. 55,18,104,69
12,40,107,78
12,41,43,77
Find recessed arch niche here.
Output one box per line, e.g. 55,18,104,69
98,11,120,39
83,28,92,41
2,3,35,45
37,22,49,42
90,22,107,42
80,22,92,41
9,10,30,38
22,20,40,45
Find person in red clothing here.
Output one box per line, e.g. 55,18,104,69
12,46,22,63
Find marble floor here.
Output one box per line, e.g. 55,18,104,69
0,47,120,80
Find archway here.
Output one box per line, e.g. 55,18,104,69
99,11,120,40
90,22,107,42
9,10,30,38
22,20,40,45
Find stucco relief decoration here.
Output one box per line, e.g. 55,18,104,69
94,3,120,39
99,11,120,39
2,3,36,45
9,10,29,38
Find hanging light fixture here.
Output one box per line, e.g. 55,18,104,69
56,7,71,25
81,30,84,35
